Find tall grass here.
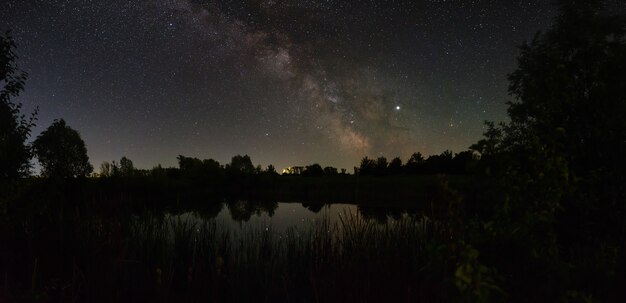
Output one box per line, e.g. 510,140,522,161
1,207,457,302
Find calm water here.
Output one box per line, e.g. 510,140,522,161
168,202,418,235
218,203,356,231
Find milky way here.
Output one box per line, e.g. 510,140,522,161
3,0,589,170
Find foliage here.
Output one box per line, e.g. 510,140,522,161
374,156,388,175
323,166,338,175
119,156,134,176
469,1,626,300
357,151,477,176
176,155,222,180
99,161,112,177
32,119,93,178
454,243,504,303
226,154,255,175
302,163,324,176
0,31,37,178
388,157,403,174
358,156,375,175
265,164,277,175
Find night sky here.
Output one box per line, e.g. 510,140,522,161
2,0,564,171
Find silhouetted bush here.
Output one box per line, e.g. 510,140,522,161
32,119,93,178
0,31,36,178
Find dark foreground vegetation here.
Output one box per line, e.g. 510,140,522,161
0,197,460,302
2,1,626,302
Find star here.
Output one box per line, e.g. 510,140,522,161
0,0,573,170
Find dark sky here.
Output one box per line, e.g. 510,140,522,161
3,0,563,171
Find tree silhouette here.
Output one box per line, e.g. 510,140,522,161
226,154,255,175
451,150,477,174
110,160,120,176
358,157,375,175
33,119,93,178
388,157,402,175
405,152,425,174
506,0,626,180
472,0,626,219
470,121,506,176
422,150,453,174
323,166,338,175
177,155,202,171
374,157,388,176
99,161,112,177
0,31,37,178
470,1,626,299
265,164,277,175
177,155,222,181
202,158,221,171
303,163,323,176
119,156,134,176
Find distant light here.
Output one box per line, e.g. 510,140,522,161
395,105,401,110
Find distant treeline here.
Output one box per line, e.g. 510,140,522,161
83,152,486,205
96,150,479,180
356,150,476,176
99,154,277,179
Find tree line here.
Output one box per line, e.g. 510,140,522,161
95,149,478,181
356,150,477,176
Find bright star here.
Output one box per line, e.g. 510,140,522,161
395,105,401,110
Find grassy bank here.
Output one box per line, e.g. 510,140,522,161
1,207,462,302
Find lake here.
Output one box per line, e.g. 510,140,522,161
2,198,445,302
166,201,425,236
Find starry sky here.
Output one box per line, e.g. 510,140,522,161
2,0,570,170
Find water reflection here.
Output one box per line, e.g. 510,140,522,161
2,197,438,301
301,202,325,213
225,200,278,222
182,201,424,233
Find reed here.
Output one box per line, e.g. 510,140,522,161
1,207,455,302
